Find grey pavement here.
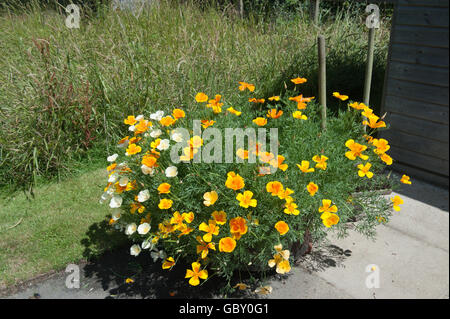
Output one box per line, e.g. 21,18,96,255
3,178,449,299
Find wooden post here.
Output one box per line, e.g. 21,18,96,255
239,0,244,19
318,34,327,131
310,0,320,25
363,27,376,131
363,27,375,107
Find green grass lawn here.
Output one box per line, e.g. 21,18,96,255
0,168,113,288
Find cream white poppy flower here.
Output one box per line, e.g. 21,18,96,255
128,125,136,132
137,189,150,202
170,131,183,143
150,129,162,138
130,244,141,257
141,240,153,250
109,195,123,208
150,249,166,262
165,166,178,178
118,176,129,187
137,223,151,235
99,192,110,204
108,172,119,183
150,110,164,121
141,164,155,176
157,139,170,151
135,114,144,121
111,209,121,221
107,153,118,162
125,223,137,235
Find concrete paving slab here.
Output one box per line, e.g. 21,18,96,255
267,266,353,299
294,187,449,299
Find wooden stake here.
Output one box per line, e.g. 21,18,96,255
363,27,376,131
239,0,244,19
318,34,327,131
363,27,376,106
310,0,320,25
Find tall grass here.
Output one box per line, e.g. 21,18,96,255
0,0,391,191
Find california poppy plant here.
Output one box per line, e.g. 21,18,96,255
103,78,402,290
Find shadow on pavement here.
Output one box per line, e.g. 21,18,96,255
394,176,449,212
80,220,281,299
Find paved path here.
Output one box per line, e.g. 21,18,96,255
4,178,449,299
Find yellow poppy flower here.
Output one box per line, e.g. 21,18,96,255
277,187,294,200
266,181,284,196
266,109,283,119
195,92,208,103
225,171,245,190
400,175,412,185
158,198,173,210
268,96,280,101
158,183,171,194
345,139,369,161
201,119,216,128
236,190,257,208
332,92,349,101
348,102,367,110
372,138,390,154
160,115,176,127
319,199,338,213
196,236,216,259
226,106,242,116
198,220,219,242
253,117,267,126
203,191,218,207
297,160,315,173
126,143,141,156
211,210,227,225
229,217,248,240
268,244,291,274
238,81,255,92
320,212,340,228
291,77,307,84
162,257,175,269
306,182,318,196
284,201,299,215
357,162,374,178
292,110,308,120
274,221,289,235
248,97,265,104
124,115,137,125
219,237,237,253
379,152,393,165
185,262,208,286
391,195,403,211
172,108,185,119
312,155,328,170
363,114,386,129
